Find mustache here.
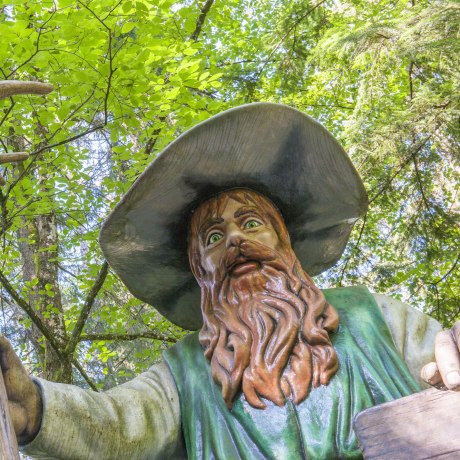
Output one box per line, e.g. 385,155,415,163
218,239,291,282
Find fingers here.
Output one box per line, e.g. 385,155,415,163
0,336,42,440
0,336,27,375
420,361,443,387
9,401,27,436
0,335,15,371
0,335,38,409
452,320,460,350
435,329,460,390
0,336,30,394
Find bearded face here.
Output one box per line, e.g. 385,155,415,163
188,189,339,410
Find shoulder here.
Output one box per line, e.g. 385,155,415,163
371,292,442,343
371,291,442,388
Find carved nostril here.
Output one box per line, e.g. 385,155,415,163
226,232,245,249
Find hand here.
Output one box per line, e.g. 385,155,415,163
421,320,460,391
0,336,42,444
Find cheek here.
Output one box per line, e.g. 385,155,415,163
201,248,222,274
256,228,280,249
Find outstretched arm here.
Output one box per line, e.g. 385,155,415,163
23,360,184,460
0,336,184,460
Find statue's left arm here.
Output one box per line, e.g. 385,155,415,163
373,293,460,391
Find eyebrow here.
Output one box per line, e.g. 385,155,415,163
199,216,224,237
234,206,261,218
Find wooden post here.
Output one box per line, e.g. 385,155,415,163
354,388,460,459
0,371,20,459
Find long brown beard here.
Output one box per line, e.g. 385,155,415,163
194,237,339,409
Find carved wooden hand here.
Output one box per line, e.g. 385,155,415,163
421,320,460,390
0,336,42,444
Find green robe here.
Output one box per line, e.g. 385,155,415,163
164,286,420,460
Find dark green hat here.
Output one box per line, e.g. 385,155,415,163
99,103,368,330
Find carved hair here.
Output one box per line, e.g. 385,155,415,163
188,189,339,409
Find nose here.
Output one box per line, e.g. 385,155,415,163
225,223,246,248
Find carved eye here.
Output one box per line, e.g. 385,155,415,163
244,219,261,230
207,232,223,246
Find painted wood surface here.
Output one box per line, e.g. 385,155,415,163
354,388,460,459
0,371,19,459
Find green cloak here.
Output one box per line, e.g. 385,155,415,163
164,286,419,459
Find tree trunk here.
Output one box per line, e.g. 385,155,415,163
10,133,71,383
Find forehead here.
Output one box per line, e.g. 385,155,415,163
203,198,263,222
192,189,275,224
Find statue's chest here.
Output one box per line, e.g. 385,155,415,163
164,286,420,460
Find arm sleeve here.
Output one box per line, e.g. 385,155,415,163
372,293,442,389
21,360,186,460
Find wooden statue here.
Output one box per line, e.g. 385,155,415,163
0,104,458,459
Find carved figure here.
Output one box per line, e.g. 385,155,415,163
0,103,458,459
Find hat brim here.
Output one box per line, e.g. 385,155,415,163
99,103,368,330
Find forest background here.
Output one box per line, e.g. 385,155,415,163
0,0,458,393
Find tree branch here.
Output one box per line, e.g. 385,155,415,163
408,61,414,101
4,5,117,199
71,357,98,391
65,261,109,354
5,122,107,198
0,268,62,354
369,136,431,204
411,151,434,225
76,0,114,125
0,268,107,390
7,10,56,79
79,331,178,344
190,0,215,41
338,213,367,285
0,99,15,129
431,253,460,286
254,0,327,82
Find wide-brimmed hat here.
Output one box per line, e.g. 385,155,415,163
99,103,368,330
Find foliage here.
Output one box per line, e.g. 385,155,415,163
0,0,458,390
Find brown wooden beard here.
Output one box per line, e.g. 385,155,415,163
188,190,340,410
197,239,339,409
